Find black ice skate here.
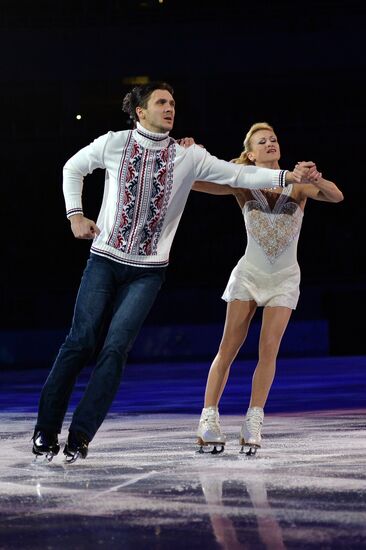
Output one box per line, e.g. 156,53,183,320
32,430,60,462
63,430,89,463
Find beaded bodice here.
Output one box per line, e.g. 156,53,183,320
243,185,303,266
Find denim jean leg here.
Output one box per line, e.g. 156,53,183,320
70,266,165,441
35,255,118,434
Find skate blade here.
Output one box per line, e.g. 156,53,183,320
240,446,257,457
64,450,87,464
196,440,225,455
64,451,81,464
32,452,55,464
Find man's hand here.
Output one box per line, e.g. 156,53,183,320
287,161,322,184
69,214,100,239
295,161,322,183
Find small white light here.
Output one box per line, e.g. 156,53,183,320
76,114,82,120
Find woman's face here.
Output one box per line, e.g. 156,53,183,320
248,129,281,164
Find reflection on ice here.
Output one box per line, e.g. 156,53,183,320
200,471,286,549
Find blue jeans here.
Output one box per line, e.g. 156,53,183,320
35,254,166,441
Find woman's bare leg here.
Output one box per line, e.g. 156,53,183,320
249,306,292,408
204,300,257,407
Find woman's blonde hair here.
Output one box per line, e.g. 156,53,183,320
232,122,275,165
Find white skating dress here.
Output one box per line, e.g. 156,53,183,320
222,185,303,309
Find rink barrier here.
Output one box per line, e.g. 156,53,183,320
0,320,328,368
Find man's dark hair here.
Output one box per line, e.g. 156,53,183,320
122,81,174,124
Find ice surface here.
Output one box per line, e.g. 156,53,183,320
1,410,366,549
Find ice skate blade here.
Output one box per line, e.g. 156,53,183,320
32,452,56,464
239,445,258,457
196,441,225,455
64,451,83,464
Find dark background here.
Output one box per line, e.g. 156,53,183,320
1,0,365,356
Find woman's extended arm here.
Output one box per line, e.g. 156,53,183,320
297,177,344,203
192,181,235,195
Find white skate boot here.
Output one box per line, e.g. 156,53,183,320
239,407,264,456
196,406,226,454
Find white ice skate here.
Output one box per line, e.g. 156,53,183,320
196,406,226,454
239,407,264,456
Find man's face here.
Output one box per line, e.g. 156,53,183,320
137,89,175,133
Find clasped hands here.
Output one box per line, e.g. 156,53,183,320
293,161,322,184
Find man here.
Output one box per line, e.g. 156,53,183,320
32,81,316,463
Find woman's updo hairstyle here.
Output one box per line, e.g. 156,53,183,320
232,122,274,165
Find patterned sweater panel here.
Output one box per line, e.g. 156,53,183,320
106,132,176,257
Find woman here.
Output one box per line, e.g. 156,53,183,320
192,122,344,455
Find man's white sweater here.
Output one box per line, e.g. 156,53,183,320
63,122,287,268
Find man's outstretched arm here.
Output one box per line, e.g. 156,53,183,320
192,146,317,190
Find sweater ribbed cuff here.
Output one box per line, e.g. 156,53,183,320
66,208,83,219
278,169,288,188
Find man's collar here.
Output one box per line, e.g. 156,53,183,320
133,122,171,149
136,122,170,142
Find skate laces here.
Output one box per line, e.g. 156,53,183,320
68,430,89,450
201,408,221,434
246,408,263,437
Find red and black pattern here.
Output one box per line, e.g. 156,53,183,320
108,134,175,255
